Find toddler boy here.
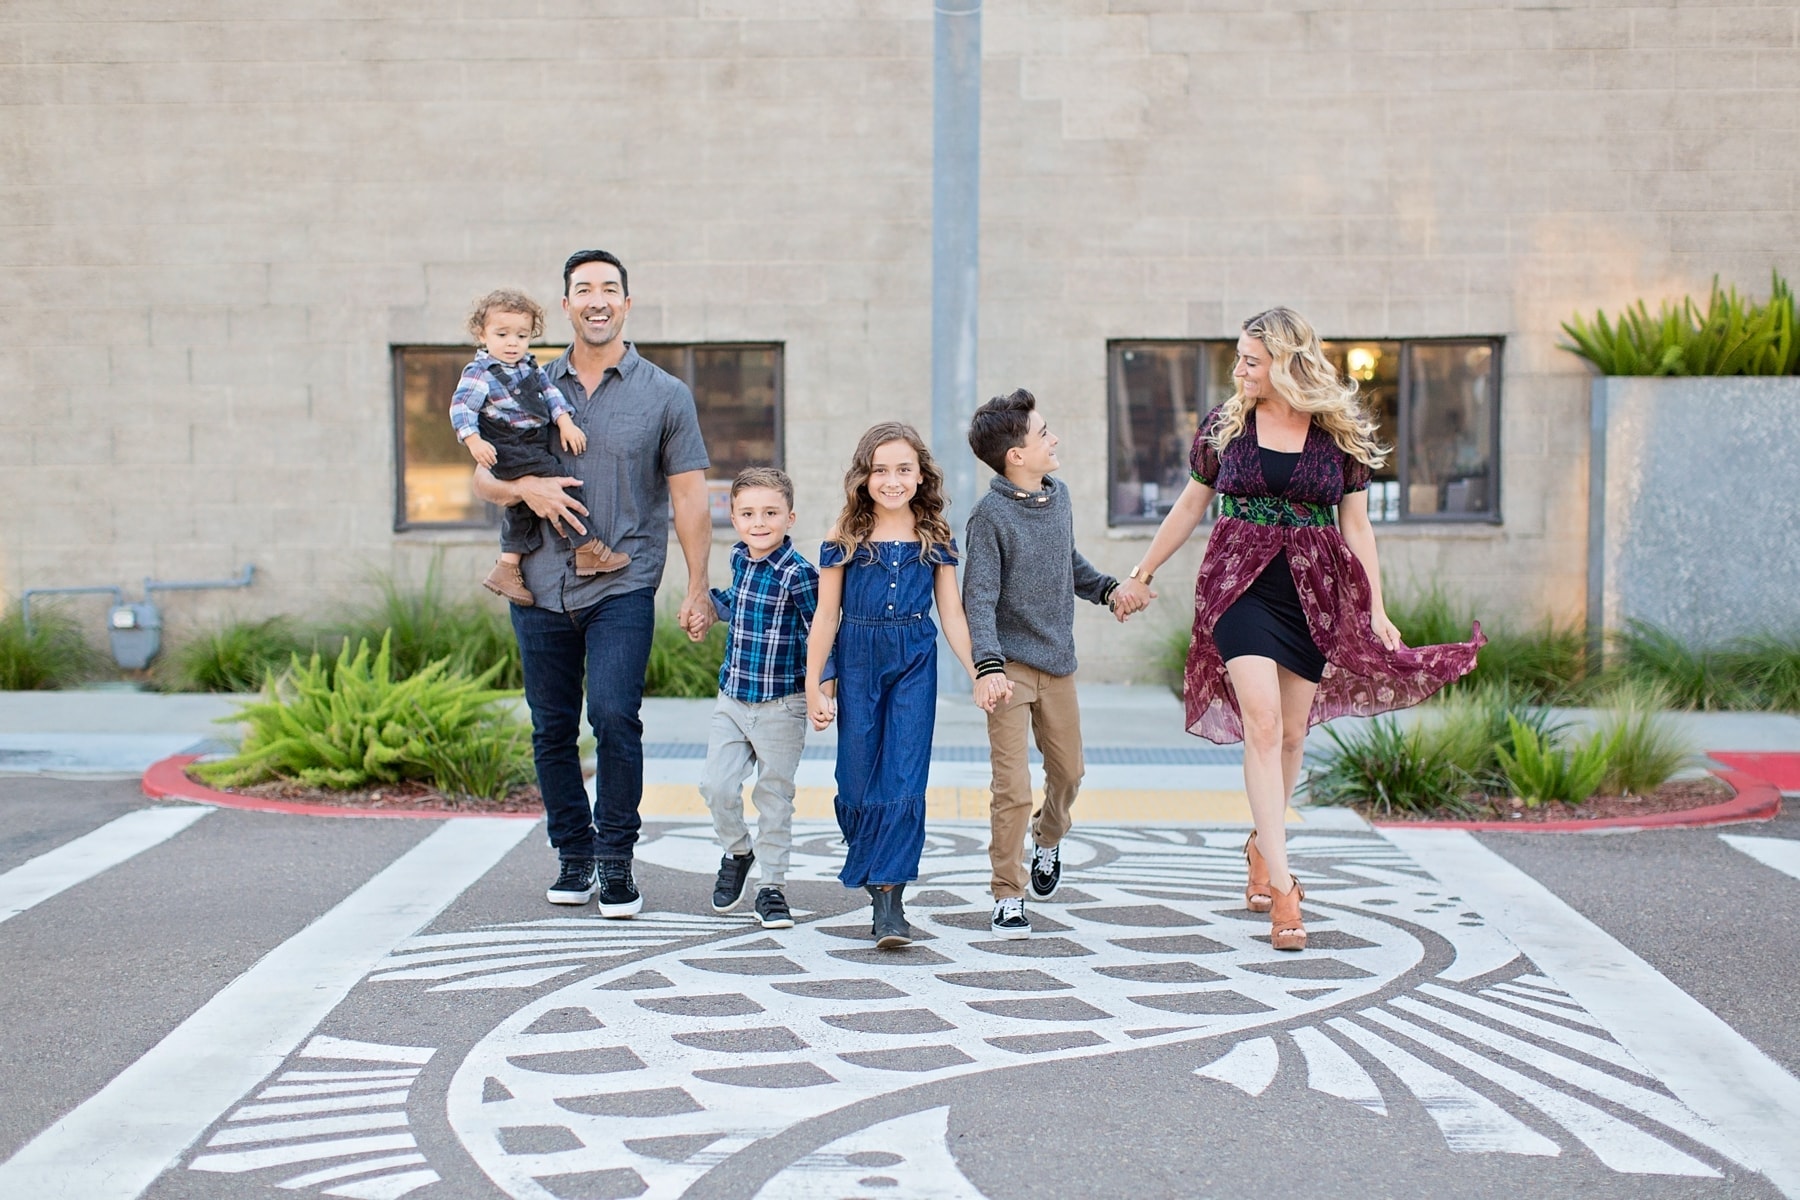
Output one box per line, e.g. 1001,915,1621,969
450,288,628,606
964,388,1139,938
700,466,833,929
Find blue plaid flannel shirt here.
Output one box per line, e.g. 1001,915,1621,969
448,350,574,440
709,539,833,703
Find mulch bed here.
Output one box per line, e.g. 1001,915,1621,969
197,774,543,814
1361,776,1735,824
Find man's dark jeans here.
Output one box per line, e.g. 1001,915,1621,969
512,589,656,861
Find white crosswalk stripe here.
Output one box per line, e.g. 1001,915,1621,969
1720,834,1800,883
0,806,209,924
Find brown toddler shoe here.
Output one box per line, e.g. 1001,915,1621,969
574,539,632,577
482,560,535,606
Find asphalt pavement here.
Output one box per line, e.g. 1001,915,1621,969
3,690,1800,1199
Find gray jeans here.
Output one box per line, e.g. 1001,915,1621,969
701,692,809,887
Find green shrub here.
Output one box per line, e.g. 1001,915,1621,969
1605,619,1750,711
645,612,726,698
334,559,522,688
1560,270,1800,377
157,617,316,693
1387,587,1586,703
1592,682,1696,796
1718,632,1800,712
0,603,105,689
1153,623,1192,698
1496,714,1616,808
1414,682,1568,793
196,633,531,801
1305,718,1478,817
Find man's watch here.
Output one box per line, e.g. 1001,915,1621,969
1129,564,1154,586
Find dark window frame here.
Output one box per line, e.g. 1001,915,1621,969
1105,336,1504,528
391,341,785,533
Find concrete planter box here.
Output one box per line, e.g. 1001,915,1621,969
1587,376,1800,648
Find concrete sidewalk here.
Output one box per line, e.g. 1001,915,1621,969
4,687,1796,824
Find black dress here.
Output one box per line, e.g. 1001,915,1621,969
1210,447,1328,683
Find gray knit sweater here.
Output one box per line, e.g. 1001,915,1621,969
962,474,1117,677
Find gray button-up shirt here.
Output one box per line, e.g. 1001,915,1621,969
516,343,710,612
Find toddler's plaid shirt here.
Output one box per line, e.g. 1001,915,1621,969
448,349,573,440
710,538,829,703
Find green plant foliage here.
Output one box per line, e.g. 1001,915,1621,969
1605,619,1750,711
1153,623,1193,698
1386,587,1586,703
1495,714,1617,808
157,617,316,693
335,559,522,688
1414,682,1569,794
1718,632,1800,713
644,613,727,698
195,633,532,800
1591,681,1696,796
1304,718,1478,817
1560,270,1800,377
0,603,105,690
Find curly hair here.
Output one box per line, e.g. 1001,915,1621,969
826,422,954,563
1209,307,1388,469
466,288,545,343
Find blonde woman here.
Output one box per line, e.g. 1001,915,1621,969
1112,308,1482,951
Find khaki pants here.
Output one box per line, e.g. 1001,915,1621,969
986,663,1084,899
700,692,809,887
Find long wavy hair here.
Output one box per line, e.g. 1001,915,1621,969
1208,307,1388,469
826,422,955,562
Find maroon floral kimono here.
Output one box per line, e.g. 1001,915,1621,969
1184,407,1484,744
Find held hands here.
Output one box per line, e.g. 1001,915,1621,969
677,590,716,642
556,414,588,455
463,435,498,469
806,683,837,732
1110,578,1158,623
973,672,1013,713
1370,611,1406,652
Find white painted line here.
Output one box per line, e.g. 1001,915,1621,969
324,1168,440,1199
1193,1037,1278,1095
231,1091,412,1121
191,1134,417,1174
277,1153,427,1190
0,817,534,1200
1329,1016,1559,1155
1292,1025,1385,1114
1721,835,1800,883
0,807,209,924
207,1111,409,1146
1384,827,1800,1196
299,1037,434,1065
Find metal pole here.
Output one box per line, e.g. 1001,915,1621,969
933,0,981,694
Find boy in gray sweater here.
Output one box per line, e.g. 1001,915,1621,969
963,388,1148,938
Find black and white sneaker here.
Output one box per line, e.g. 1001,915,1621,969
596,858,643,918
990,897,1031,940
1028,842,1062,900
712,852,756,913
546,857,597,905
754,887,794,929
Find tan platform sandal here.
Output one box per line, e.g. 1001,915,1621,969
1243,832,1273,914
1270,876,1306,952
574,539,632,577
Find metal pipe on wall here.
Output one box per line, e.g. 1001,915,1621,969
932,0,981,693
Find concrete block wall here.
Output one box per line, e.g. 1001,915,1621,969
3,1,1795,678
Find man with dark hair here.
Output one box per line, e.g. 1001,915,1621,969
474,250,714,918
962,388,1147,938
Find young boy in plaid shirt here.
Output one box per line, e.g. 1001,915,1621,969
696,466,833,928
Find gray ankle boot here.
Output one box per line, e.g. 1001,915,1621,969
868,884,912,950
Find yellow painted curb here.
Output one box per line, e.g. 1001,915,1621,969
638,783,1298,824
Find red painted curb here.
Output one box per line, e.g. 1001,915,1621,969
1369,769,1781,833
142,754,540,821
1710,751,1800,792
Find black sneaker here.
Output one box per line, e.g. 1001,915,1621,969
546,857,597,905
990,896,1031,940
754,886,794,929
1028,842,1062,900
596,858,643,918
712,852,756,913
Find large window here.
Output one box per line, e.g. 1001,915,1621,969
394,343,782,530
1107,338,1500,526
